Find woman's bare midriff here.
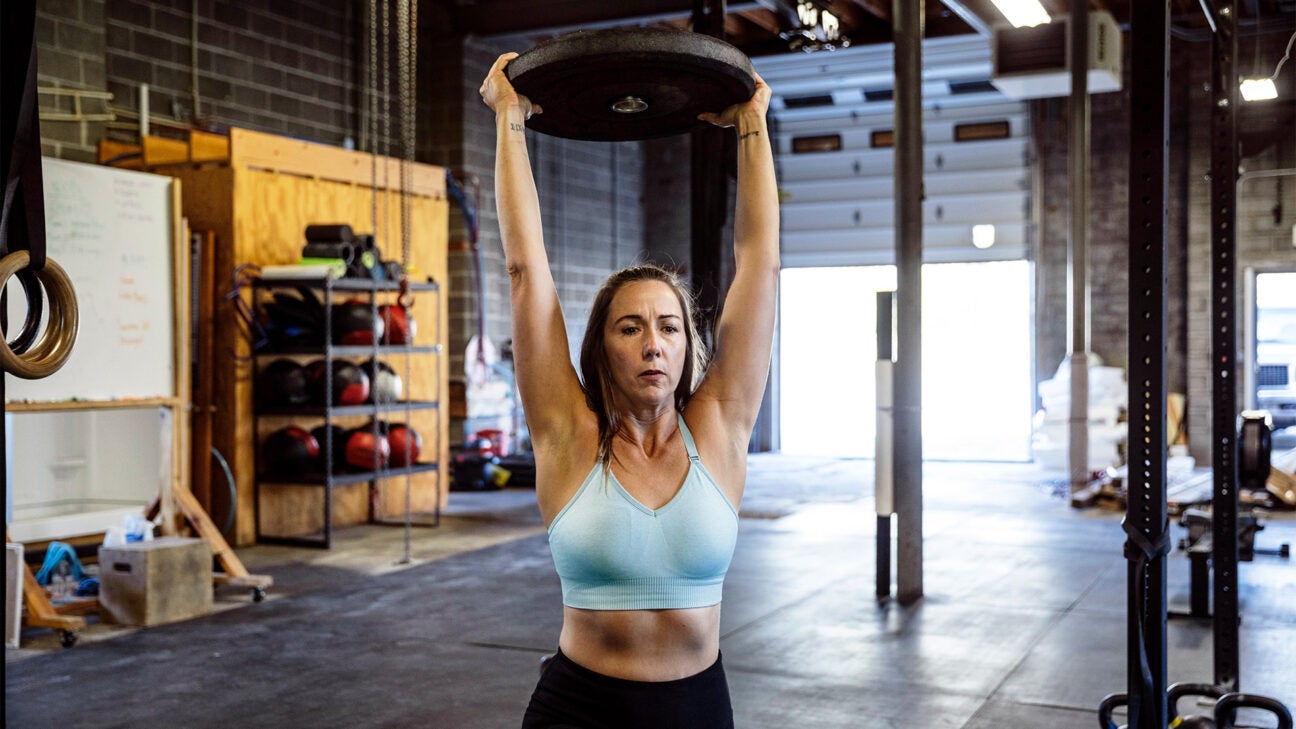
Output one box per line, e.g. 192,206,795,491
558,603,722,682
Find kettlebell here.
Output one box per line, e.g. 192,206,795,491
1215,693,1293,729
1170,682,1225,729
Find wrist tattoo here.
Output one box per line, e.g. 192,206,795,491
509,122,525,132
739,130,761,141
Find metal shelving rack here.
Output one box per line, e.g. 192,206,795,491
251,276,441,548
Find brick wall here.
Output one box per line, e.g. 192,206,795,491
35,0,108,162
1037,29,1296,465
1033,40,1192,397
103,0,366,147
643,136,694,272
1185,29,1296,463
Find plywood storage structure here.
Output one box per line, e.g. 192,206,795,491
151,128,449,546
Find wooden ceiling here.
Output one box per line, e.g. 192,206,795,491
428,0,1291,56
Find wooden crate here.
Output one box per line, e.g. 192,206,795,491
99,537,212,626
149,128,450,545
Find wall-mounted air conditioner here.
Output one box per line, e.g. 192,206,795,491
991,11,1122,100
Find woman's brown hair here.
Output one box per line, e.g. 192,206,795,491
578,264,709,469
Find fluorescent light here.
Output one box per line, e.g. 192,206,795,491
1240,78,1278,102
989,0,1051,28
973,225,996,249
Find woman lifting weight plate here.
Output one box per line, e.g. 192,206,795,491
480,50,779,728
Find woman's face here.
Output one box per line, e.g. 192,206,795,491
603,279,688,410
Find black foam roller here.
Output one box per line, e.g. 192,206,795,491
305,224,354,243
302,241,356,263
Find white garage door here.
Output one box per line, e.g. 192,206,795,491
755,35,1029,267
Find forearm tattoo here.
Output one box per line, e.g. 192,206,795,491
739,130,761,141
509,122,525,133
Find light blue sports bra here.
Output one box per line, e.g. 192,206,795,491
547,414,740,610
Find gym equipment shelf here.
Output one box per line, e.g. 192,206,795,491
137,127,450,548
257,400,440,418
251,275,442,548
258,462,440,488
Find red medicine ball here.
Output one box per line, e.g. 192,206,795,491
386,423,423,466
304,359,371,406
345,428,390,470
378,304,416,345
263,426,320,476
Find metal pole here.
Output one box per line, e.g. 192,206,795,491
1125,2,1171,727
690,0,728,344
892,0,923,605
1067,1,1091,497
876,290,894,600
1209,0,1241,693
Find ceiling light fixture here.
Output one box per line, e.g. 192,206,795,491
1239,78,1278,102
1240,29,1295,103
988,0,1051,28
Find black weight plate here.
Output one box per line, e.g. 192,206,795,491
507,27,755,142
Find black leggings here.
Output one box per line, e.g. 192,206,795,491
521,649,735,729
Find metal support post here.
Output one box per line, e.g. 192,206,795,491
876,291,895,600
1125,3,1171,728
892,0,923,605
690,0,728,344
1209,0,1241,692
1067,0,1091,496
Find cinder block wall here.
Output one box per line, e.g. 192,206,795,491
35,0,108,161
1036,29,1296,466
103,1,364,147
1033,36,1193,396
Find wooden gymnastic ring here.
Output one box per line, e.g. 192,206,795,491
3,268,44,355
0,250,79,379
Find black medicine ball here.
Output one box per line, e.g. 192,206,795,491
258,359,310,407
332,301,385,345
303,359,371,406
263,426,320,476
364,359,403,403
310,424,350,471
345,427,390,470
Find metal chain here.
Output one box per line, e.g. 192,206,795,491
368,0,378,236
400,0,417,275
381,0,392,256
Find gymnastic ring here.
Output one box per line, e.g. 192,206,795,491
0,250,79,379
3,267,44,355
13,254,78,368
0,251,78,377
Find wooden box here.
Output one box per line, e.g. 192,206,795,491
99,537,213,626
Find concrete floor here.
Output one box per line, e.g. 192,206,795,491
6,456,1295,728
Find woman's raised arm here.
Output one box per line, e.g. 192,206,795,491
692,72,781,438
480,53,587,443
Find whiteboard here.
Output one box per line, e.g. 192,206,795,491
5,159,175,402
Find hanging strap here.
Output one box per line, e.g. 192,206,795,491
1121,514,1172,728
1,0,48,272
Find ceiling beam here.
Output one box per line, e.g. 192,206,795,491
848,0,893,22
736,8,785,34
462,0,764,37
938,0,992,34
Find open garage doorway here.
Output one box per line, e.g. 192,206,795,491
778,261,1033,461
1254,270,1296,450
